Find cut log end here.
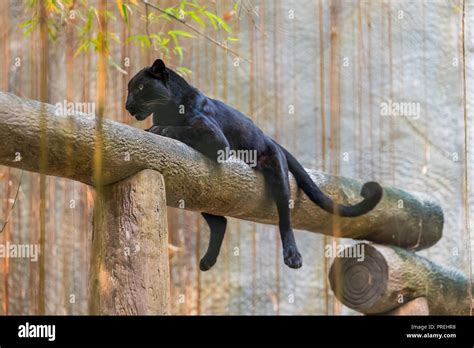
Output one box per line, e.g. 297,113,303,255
329,243,473,315
329,243,388,312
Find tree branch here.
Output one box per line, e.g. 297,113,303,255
141,0,251,63
0,92,443,250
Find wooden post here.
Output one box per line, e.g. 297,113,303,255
89,170,170,315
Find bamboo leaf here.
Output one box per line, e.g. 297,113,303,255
176,66,192,77
204,11,217,29
21,17,38,37
20,19,33,28
126,34,152,48
168,31,178,46
168,30,195,38
74,39,90,57
174,46,184,62
116,0,130,24
204,11,230,32
188,11,205,27
121,3,128,23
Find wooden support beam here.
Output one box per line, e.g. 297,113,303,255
89,170,170,315
329,243,473,315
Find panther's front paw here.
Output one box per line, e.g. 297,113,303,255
146,125,163,134
199,256,217,271
283,245,303,269
160,127,174,138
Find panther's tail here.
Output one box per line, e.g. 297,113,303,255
278,144,383,217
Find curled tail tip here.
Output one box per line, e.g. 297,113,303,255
361,181,383,203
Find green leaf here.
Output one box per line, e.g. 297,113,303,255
159,12,172,22
90,37,100,51
74,39,90,57
176,66,192,77
168,30,195,38
204,11,230,33
21,16,39,37
204,11,217,29
188,11,205,27
116,0,128,23
173,46,184,62
160,37,170,47
48,25,57,42
164,7,174,16
216,17,230,33
126,34,152,48
105,10,117,21
47,20,58,42
108,31,121,44
150,33,161,42
147,12,161,23
20,19,32,28
121,3,129,24
226,37,240,41
168,31,179,46
79,8,94,36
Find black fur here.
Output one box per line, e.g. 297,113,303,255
126,59,383,271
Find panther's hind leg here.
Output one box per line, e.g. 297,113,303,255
200,213,227,271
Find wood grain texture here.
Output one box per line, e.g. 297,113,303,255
0,92,443,250
329,243,472,315
89,170,170,315
384,297,429,315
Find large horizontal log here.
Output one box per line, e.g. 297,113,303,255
0,92,443,249
329,243,472,315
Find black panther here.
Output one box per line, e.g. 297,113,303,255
126,59,383,271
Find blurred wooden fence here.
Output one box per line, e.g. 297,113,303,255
0,0,472,315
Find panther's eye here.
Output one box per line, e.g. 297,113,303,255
138,84,144,91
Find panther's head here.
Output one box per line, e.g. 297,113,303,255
125,59,171,121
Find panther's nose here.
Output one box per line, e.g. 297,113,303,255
125,96,134,112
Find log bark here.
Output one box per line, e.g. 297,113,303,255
329,243,473,315
0,92,443,249
89,170,170,315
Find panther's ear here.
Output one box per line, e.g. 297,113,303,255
151,59,166,74
150,59,169,86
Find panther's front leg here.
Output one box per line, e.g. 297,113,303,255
147,114,231,272
148,114,230,161
146,125,182,141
